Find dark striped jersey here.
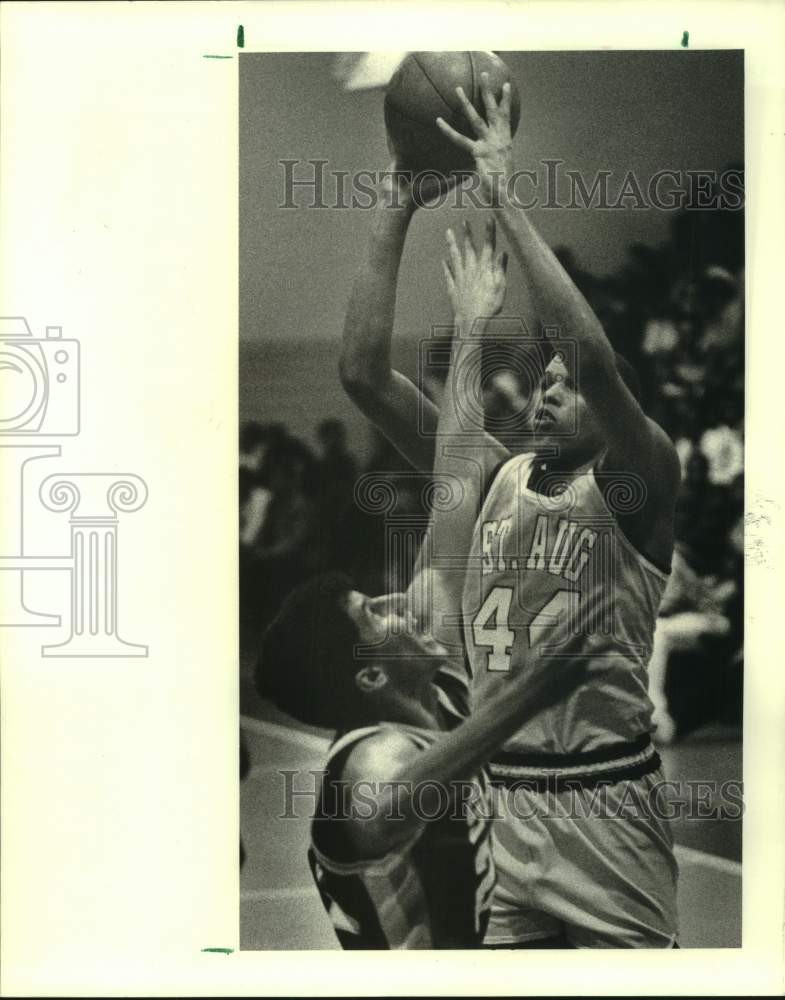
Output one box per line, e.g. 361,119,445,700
307,680,494,949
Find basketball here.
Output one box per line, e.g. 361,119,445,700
384,51,521,179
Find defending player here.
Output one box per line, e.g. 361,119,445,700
258,232,586,949
433,74,681,948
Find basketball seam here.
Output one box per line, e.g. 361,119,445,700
383,105,475,169
385,104,474,143
384,92,450,130
385,105,448,131
411,52,460,120
384,100,448,131
468,51,477,109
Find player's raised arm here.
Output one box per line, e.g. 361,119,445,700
339,162,441,473
436,74,681,550
437,218,510,515
340,161,511,480
404,220,510,646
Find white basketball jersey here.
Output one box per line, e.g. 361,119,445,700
462,453,669,755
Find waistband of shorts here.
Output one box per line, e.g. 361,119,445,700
489,734,661,789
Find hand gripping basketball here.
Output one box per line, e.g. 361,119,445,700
436,72,516,196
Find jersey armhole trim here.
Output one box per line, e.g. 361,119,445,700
311,823,425,877
326,726,386,764
478,452,534,518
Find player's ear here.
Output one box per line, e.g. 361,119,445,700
367,592,407,618
355,665,389,695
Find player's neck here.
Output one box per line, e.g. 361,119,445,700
530,447,601,486
375,681,443,731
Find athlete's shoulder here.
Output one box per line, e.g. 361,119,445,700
503,449,536,470
599,417,679,502
595,416,678,572
647,417,681,492
341,726,424,786
490,450,536,490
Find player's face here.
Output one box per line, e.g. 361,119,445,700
343,590,447,666
533,352,604,460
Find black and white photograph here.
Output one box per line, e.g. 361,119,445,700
240,50,745,950
3,2,784,994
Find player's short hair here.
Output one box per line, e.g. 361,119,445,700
256,572,367,730
613,351,642,404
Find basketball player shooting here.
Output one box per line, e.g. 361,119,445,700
258,229,587,949
341,64,681,947
436,73,682,949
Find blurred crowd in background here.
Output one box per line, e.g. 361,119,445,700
241,186,744,745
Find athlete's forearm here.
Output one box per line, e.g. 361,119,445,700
402,322,486,639
350,656,584,854
435,313,494,512
339,202,415,391
412,224,509,643
358,657,587,850
422,656,581,783
493,190,615,375
418,317,495,639
340,199,443,473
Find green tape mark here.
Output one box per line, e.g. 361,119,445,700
202,947,234,954
681,30,689,48
237,25,245,48
203,55,233,60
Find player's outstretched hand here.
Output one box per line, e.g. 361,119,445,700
443,218,508,326
435,72,515,197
